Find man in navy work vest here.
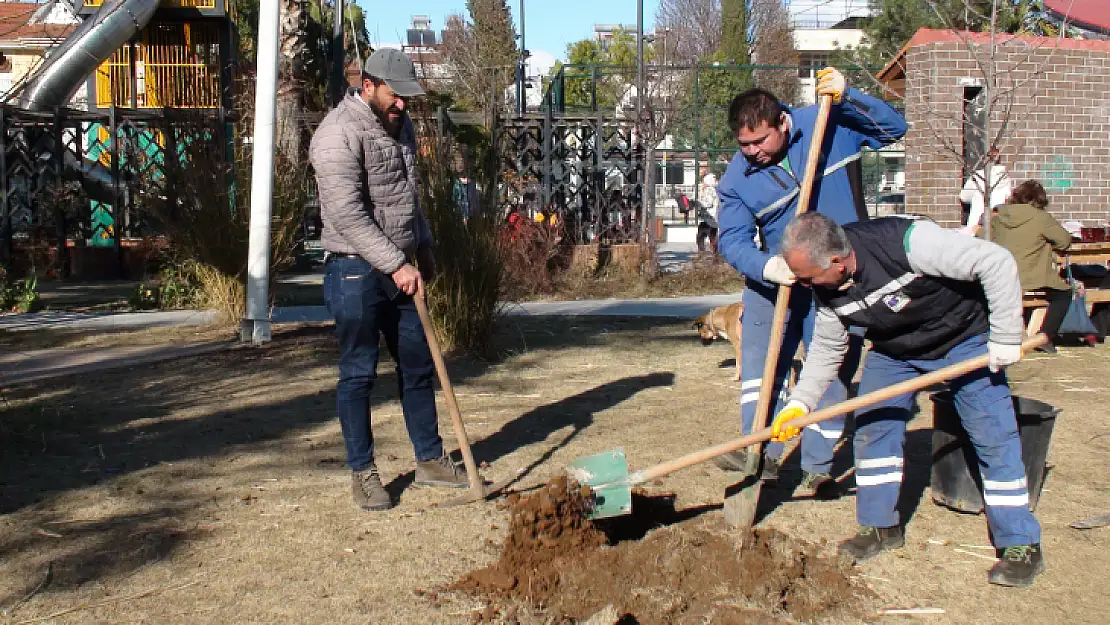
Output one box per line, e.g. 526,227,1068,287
771,212,1043,587
715,68,908,494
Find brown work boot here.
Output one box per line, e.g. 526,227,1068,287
351,466,392,511
415,453,468,488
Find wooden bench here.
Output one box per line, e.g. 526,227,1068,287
1023,289,1110,336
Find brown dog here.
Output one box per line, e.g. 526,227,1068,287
693,302,744,380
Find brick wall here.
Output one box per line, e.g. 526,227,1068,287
903,39,1110,227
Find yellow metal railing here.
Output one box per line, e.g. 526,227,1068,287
94,22,221,109
142,22,221,108
84,0,218,8
94,45,132,109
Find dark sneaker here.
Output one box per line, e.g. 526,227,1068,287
796,471,834,497
713,450,750,472
415,453,468,488
988,544,1045,587
838,525,905,561
713,450,780,481
352,466,392,511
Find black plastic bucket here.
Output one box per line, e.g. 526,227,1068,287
930,392,1059,514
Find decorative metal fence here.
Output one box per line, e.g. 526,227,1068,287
492,110,644,245
0,105,228,271
491,62,905,244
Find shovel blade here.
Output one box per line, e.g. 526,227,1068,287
566,449,633,520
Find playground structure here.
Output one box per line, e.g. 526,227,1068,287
0,0,234,274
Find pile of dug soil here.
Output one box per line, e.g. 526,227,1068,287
454,475,607,601
452,478,867,624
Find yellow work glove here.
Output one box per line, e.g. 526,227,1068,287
815,67,847,104
771,400,809,443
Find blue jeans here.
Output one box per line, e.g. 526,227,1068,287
853,334,1040,547
740,284,863,475
323,256,443,471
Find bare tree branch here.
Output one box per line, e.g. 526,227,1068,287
750,0,799,103
654,0,722,64
906,0,1076,229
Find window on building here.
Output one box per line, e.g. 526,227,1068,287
653,161,684,185
798,52,830,79
0,53,12,98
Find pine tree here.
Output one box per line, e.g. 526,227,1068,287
467,0,519,79
719,0,749,65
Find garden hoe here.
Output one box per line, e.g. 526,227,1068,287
567,335,1047,520
412,288,517,508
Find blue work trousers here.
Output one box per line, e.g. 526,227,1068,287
853,334,1041,547
740,286,863,475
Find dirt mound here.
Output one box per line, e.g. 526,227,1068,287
454,475,606,602
451,480,867,624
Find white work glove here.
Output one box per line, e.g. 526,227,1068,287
762,255,796,286
816,67,847,104
987,341,1022,373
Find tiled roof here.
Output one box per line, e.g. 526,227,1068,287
0,3,74,44
1045,0,1109,35
876,27,1110,85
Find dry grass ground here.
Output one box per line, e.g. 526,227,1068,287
0,318,1107,624
0,324,236,353
540,254,746,302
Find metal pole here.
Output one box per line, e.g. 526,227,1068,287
644,142,655,271
542,101,552,208
636,0,644,130
517,0,525,116
108,107,122,276
595,112,603,226
0,107,9,264
242,0,281,345
693,65,701,206
590,65,598,111
53,106,69,278
329,0,346,107
636,0,647,254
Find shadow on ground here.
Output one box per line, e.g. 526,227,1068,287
0,316,689,601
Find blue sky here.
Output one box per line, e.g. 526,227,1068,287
352,1,659,63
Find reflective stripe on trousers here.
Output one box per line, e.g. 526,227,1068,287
852,334,1040,547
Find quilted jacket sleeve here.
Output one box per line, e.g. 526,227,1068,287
310,122,407,273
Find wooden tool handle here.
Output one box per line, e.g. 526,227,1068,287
413,287,484,495
630,334,1048,485
748,96,836,441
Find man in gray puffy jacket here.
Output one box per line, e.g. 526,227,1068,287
309,48,466,511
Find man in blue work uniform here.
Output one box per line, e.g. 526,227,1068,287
714,68,908,493
771,212,1043,587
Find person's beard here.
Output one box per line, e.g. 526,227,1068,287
369,99,403,135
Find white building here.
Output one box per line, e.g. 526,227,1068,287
788,0,869,105
789,0,905,208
